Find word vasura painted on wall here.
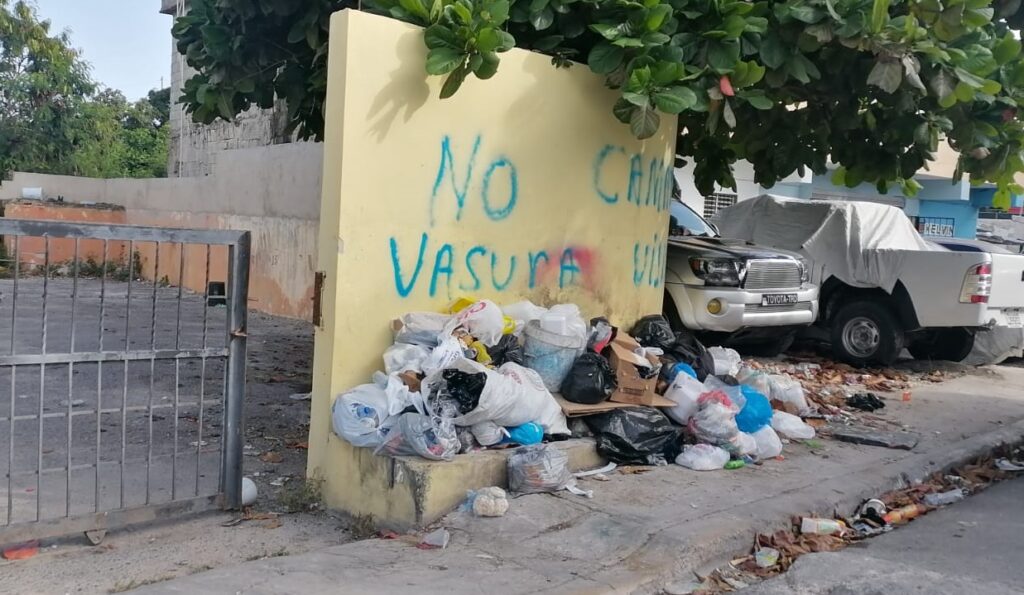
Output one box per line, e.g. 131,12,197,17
388,135,671,299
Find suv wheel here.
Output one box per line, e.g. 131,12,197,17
830,301,904,366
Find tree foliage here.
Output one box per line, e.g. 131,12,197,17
173,0,1024,203
0,1,168,179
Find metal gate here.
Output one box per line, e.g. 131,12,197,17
0,219,249,544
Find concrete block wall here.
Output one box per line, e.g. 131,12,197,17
0,142,324,320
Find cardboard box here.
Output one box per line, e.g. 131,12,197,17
606,334,665,406
554,393,674,417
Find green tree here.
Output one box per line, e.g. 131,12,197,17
0,0,94,177
173,0,1024,205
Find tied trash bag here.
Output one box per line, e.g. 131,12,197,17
752,426,783,459
768,375,810,413
662,330,712,381
331,384,391,448
489,334,525,367
501,422,544,446
508,444,573,495
688,390,741,452
736,431,758,457
443,299,506,346
735,365,772,397
735,385,773,433
630,315,676,350
375,412,460,461
422,335,464,376
663,372,704,425
561,353,617,405
675,444,730,471
707,346,742,376
383,343,430,375
394,312,451,347
584,407,680,465
471,421,507,446
771,411,816,440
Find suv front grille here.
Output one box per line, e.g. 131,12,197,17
744,260,802,290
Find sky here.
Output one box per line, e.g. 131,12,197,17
35,0,172,100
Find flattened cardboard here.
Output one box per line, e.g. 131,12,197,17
554,393,674,417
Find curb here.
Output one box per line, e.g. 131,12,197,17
594,418,1024,595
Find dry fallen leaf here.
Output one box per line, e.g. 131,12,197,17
286,441,309,450
259,451,284,464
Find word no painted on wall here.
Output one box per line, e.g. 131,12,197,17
388,134,671,298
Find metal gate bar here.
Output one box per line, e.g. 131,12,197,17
0,219,250,543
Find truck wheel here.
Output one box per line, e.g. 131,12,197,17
830,301,904,366
908,328,975,362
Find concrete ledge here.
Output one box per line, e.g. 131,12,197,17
354,438,605,531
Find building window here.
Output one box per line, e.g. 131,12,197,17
703,192,737,218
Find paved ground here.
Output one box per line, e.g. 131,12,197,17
130,364,1024,595
0,279,351,594
742,477,1024,594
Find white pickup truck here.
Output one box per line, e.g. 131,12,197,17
714,195,1024,366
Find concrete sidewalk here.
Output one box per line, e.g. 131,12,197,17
137,366,1024,595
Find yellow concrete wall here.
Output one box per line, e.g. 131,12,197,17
308,10,677,521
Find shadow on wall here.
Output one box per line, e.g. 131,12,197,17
367,28,431,140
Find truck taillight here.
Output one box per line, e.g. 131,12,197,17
960,263,992,304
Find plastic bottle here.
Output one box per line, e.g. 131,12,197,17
883,504,925,524
923,489,965,507
800,517,846,535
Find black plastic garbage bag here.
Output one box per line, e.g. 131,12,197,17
488,334,525,366
662,330,713,381
630,315,676,350
439,369,487,414
584,407,680,465
561,353,617,404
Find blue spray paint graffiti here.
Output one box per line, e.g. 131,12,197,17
430,134,518,225
593,143,674,212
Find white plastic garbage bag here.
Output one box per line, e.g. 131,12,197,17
331,384,391,448
434,359,571,436
375,412,460,461
771,411,816,440
662,373,704,424
383,343,430,375
768,375,809,412
443,299,505,346
752,425,784,459
675,444,731,471
736,431,758,457
422,335,465,376
542,304,588,345
735,365,772,396
470,421,507,446
507,444,573,494
707,346,742,376
688,391,741,451
394,312,451,347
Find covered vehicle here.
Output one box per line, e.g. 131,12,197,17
663,200,819,355
714,195,1024,365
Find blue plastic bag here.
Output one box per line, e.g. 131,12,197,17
735,385,772,433
666,362,698,383
501,422,544,446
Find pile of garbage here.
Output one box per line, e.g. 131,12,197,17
330,298,824,475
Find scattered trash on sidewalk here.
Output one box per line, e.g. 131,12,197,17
845,392,885,412
288,393,312,401
995,458,1024,472
418,528,450,550
241,477,258,506
2,540,39,560
800,518,845,536
754,547,779,568
465,487,509,517
923,488,965,506
826,425,919,450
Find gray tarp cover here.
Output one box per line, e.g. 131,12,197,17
713,195,939,292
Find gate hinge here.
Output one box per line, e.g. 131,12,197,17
313,271,326,328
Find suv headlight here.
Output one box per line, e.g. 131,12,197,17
688,258,746,287
799,260,810,284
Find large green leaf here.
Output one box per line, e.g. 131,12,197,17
867,59,902,93
588,43,625,74
646,5,672,31
707,40,740,72
653,86,698,113
870,0,890,33
760,35,787,69
440,63,469,98
474,51,500,79
426,47,466,75
630,105,661,138
476,28,502,52
994,36,1022,65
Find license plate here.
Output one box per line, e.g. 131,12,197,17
1007,310,1023,328
761,293,798,306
